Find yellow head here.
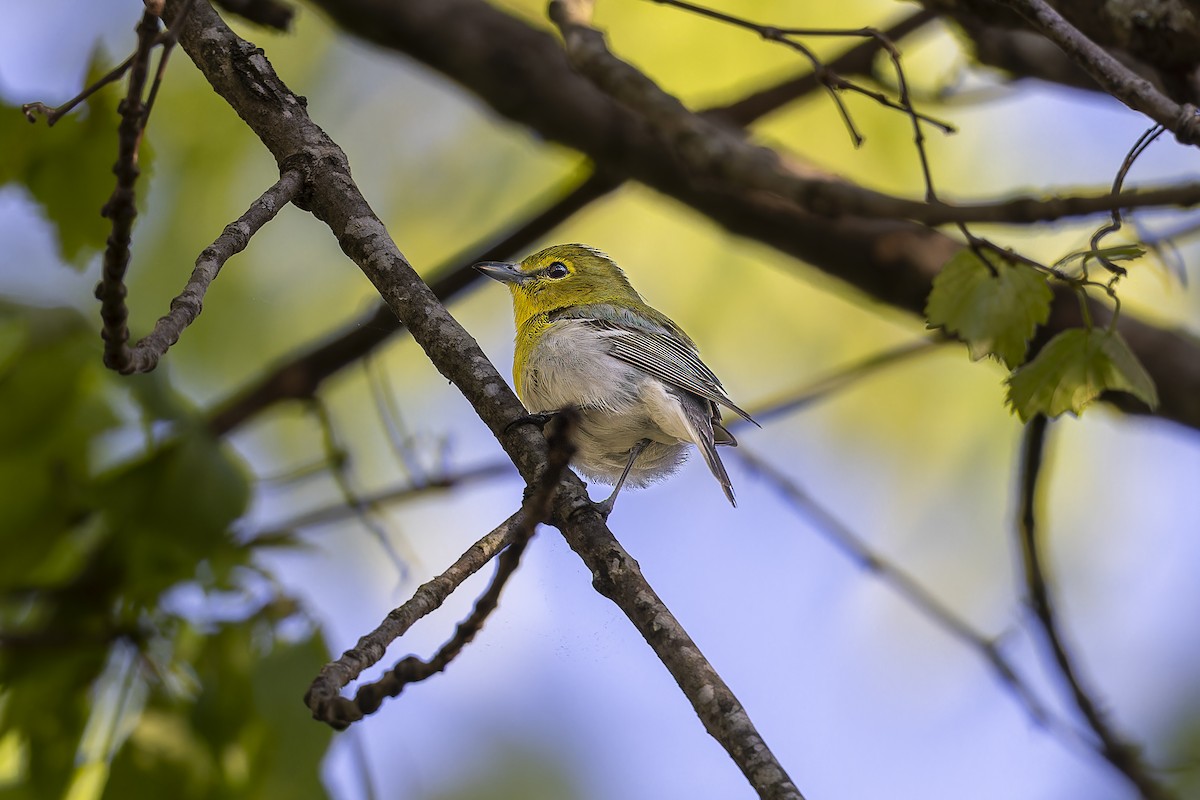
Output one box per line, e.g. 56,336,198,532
475,244,643,328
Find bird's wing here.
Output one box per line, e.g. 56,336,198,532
585,318,757,425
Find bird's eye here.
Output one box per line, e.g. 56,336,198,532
546,261,570,279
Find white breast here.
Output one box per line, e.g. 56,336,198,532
520,320,642,414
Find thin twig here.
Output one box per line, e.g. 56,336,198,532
1089,125,1166,278
137,0,200,151
256,461,512,534
710,9,938,126
96,10,161,373
206,166,619,434
304,512,520,728
738,448,1079,746
22,54,137,126
365,356,430,486
552,0,1200,226
647,0,954,144
306,412,576,729
743,337,944,427
1017,416,1175,800
109,170,304,373
306,397,409,576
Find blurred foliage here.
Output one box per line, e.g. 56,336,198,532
0,302,330,799
0,52,151,268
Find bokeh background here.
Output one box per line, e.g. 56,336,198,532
3,1,1200,798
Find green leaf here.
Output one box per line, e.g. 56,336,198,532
0,304,117,575
1006,328,1159,421
925,249,1052,368
93,428,252,605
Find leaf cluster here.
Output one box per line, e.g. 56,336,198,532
925,248,1158,421
0,304,329,799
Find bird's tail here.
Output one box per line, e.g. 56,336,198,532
697,436,736,507
679,394,739,506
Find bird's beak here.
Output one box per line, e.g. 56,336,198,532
474,261,529,285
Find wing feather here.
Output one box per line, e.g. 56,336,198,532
578,316,757,425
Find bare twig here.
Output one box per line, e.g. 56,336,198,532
306,412,576,729
138,0,199,151
365,356,432,486
744,337,944,427
22,54,137,126
33,0,257,375
550,0,1200,226
306,397,408,576
304,512,520,727
206,166,619,435
738,448,1079,746
711,8,938,125
96,10,161,373
112,170,303,373
1003,0,1200,146
650,0,954,142
1089,125,1167,277
1017,416,1175,800
257,461,511,534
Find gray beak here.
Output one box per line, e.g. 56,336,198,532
474,261,528,285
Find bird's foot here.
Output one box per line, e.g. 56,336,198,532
505,411,558,434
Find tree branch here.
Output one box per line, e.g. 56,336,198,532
121,170,303,373
307,411,577,729
552,0,1200,224
1001,0,1200,144
206,167,618,435
95,10,160,373
305,510,521,727
164,2,801,794
1017,416,1175,800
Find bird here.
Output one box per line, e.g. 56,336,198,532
475,243,756,513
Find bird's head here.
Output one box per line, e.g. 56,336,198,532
475,244,642,327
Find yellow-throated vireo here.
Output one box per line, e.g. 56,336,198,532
476,244,756,512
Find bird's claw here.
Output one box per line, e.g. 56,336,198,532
505,412,557,434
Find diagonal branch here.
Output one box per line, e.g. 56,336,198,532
739,448,1078,745
305,510,521,727
164,2,801,795
116,170,302,373
1002,0,1200,145
206,166,618,435
1017,416,1175,800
